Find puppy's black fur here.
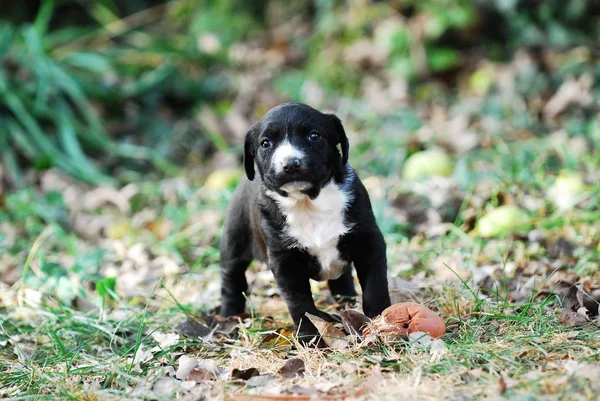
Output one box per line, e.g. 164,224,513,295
220,103,391,342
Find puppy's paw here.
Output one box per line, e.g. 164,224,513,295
219,304,245,318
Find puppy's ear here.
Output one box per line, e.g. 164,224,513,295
328,114,349,165
243,125,258,180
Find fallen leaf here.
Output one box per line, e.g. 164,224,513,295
278,358,305,379
175,318,213,338
187,367,216,382
176,355,199,380
246,374,272,388
544,74,594,122
145,219,172,240
214,314,252,335
151,332,180,349
339,310,370,338
260,328,294,349
287,385,317,396
408,331,434,348
498,376,507,394
563,360,600,389
557,308,589,326
231,367,261,381
153,377,181,397
314,381,341,393
82,186,131,213
430,338,448,362
230,365,381,401
305,313,349,350
175,356,222,381
560,283,599,316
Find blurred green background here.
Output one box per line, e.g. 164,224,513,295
1,0,599,186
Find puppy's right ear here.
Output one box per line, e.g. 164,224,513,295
243,125,258,181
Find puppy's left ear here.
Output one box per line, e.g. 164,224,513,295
328,114,349,165
244,125,258,180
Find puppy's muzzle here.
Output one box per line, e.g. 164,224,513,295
282,157,301,173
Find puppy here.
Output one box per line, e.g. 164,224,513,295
219,102,391,342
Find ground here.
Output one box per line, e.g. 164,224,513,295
1,120,599,399
2,2,600,400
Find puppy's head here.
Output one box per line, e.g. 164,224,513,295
244,103,349,198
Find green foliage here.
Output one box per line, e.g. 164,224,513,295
2,0,600,182
96,276,118,301
0,0,245,183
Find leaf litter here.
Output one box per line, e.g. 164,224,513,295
2,4,600,401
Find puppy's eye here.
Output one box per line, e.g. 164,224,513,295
260,139,272,149
308,132,321,142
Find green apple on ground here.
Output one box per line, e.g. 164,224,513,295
476,205,531,238
402,149,454,181
548,171,587,210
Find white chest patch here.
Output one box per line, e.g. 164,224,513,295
266,181,353,281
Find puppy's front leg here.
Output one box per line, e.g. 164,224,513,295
350,229,391,318
269,249,331,342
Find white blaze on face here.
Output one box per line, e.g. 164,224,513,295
271,139,304,173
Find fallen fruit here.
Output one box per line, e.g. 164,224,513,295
548,171,587,210
402,149,454,181
204,169,241,191
475,205,531,238
363,302,445,339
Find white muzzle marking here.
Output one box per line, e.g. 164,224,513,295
271,140,305,174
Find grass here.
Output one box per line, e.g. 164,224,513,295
2,1,600,400
2,104,599,399
1,278,599,400
1,142,599,399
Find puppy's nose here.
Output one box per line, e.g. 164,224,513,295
282,157,301,173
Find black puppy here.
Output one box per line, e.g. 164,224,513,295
219,102,391,342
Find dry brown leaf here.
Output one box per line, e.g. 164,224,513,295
557,308,589,326
305,313,349,350
260,328,294,349
187,367,216,382
174,318,212,338
339,310,370,338
563,360,600,389
176,356,222,381
151,332,180,349
231,367,261,381
560,283,600,317
543,74,594,122
230,366,381,401
278,358,305,379
81,186,131,213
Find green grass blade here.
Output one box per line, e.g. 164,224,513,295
48,62,106,135
0,117,25,187
33,0,56,35
120,60,175,97
112,143,179,175
55,99,114,184
21,26,51,109
0,87,94,181
0,24,14,58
